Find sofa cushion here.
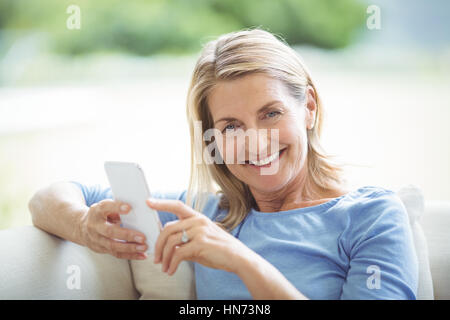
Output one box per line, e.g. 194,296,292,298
0,225,139,299
131,258,196,300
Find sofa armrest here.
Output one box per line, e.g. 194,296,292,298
0,225,139,299
421,201,450,300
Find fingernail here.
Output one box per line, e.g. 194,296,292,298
120,204,129,212
134,236,144,243
136,245,146,252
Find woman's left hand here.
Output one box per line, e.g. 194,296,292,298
146,198,252,276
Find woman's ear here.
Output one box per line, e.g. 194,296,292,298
306,85,317,130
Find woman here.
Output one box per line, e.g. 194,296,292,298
29,29,418,300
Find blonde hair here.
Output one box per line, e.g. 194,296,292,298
186,28,346,231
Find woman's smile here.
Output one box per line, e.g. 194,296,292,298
244,147,287,170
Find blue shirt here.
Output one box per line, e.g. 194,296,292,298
70,181,418,300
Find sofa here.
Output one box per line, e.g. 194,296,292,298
0,185,449,300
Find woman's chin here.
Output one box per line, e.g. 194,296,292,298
246,174,288,193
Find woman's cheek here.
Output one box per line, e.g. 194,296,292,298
278,122,308,163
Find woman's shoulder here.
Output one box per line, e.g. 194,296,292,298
348,185,397,199
342,185,410,234
338,185,400,210
344,184,404,211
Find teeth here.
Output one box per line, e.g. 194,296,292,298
249,151,280,166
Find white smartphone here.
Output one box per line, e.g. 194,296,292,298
104,161,161,255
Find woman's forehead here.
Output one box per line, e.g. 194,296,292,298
207,74,289,117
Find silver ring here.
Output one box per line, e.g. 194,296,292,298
181,229,189,243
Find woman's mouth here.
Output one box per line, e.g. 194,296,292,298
245,148,286,168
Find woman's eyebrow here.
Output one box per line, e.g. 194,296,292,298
213,100,282,125
257,100,283,114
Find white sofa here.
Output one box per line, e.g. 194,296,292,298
0,185,449,300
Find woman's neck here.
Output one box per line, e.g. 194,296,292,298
250,169,346,213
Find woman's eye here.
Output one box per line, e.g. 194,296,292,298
223,124,236,133
266,111,281,118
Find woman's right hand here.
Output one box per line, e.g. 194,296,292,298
79,199,148,260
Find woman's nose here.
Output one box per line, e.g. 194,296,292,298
244,127,275,161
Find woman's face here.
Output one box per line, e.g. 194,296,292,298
207,73,317,194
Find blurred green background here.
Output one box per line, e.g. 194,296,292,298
1,0,449,230
0,0,365,58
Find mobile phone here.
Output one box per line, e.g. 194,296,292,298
104,161,161,255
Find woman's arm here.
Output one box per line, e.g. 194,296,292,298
148,198,309,300
28,181,89,246
28,181,148,260
340,191,418,299
235,249,308,300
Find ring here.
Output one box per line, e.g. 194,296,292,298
181,229,189,243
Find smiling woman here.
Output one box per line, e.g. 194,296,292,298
186,29,348,231
29,28,418,300
175,28,417,299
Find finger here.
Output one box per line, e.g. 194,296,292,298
166,243,196,276
107,212,121,224
161,230,190,272
89,242,109,254
90,233,120,255
98,222,146,244
99,239,147,260
94,199,132,220
97,235,148,257
154,220,184,263
146,198,196,220
154,217,199,263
